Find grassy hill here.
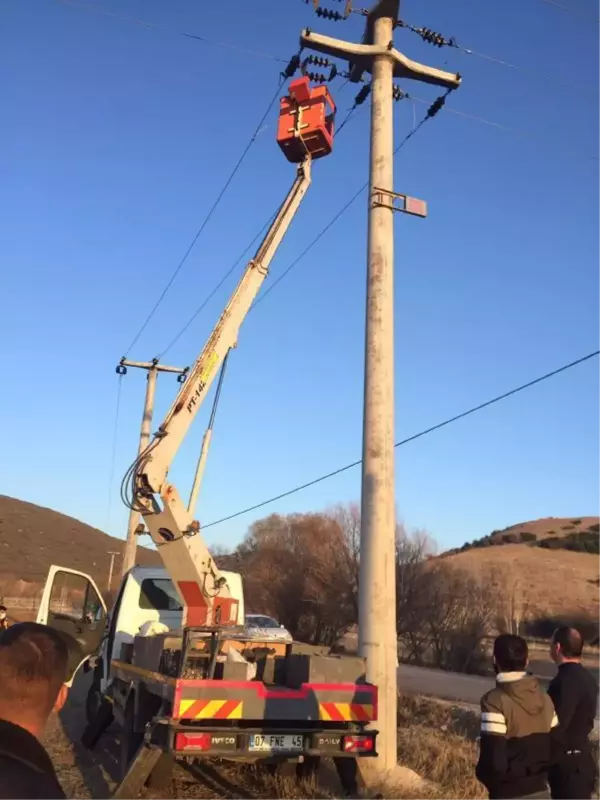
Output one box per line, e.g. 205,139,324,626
459,516,599,549
0,495,160,595
444,543,599,619
441,517,600,630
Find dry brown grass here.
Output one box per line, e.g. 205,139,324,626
445,544,599,619
45,674,597,799
394,694,485,799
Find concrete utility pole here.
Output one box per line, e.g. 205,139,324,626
299,1,460,773
107,550,121,593
117,358,188,576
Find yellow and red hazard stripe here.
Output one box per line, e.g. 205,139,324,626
178,698,243,720
319,702,374,722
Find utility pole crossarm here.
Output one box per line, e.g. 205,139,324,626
141,158,312,497
300,29,461,89
119,359,188,374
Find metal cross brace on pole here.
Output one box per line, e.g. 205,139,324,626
298,0,461,774
117,358,188,576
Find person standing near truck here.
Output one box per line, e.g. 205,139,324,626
0,622,69,799
548,626,599,800
476,634,558,799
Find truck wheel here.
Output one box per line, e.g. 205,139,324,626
120,698,143,780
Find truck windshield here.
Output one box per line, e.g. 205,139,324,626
139,578,182,611
247,616,279,628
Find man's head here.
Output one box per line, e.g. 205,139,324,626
0,622,69,737
0,605,6,622
493,633,529,674
550,626,584,665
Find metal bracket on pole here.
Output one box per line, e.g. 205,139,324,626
371,187,428,217
300,29,461,88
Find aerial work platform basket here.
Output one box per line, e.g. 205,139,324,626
277,76,336,163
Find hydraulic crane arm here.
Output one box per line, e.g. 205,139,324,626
123,157,312,628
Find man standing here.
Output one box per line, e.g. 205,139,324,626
0,622,70,799
548,626,598,800
476,634,558,799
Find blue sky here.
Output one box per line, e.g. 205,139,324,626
1,0,598,554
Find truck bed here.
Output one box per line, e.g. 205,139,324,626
111,659,377,723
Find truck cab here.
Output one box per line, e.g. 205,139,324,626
36,564,244,715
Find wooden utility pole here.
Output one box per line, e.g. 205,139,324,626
117,358,188,576
299,1,460,772
107,550,121,592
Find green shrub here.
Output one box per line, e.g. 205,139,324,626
520,532,536,543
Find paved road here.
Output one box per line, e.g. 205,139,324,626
398,662,600,722
399,663,496,706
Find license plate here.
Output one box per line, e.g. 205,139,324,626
249,734,304,753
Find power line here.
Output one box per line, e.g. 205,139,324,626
53,0,288,62
539,0,599,22
158,211,277,358
159,81,369,351
123,78,284,356
407,95,599,162
50,0,597,161
202,349,599,529
395,19,596,89
255,91,449,308
256,85,596,311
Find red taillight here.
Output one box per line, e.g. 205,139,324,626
175,732,212,751
343,735,374,753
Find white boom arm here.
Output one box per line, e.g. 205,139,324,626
125,158,312,627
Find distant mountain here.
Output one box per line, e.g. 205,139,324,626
0,495,160,594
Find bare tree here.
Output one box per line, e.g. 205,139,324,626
396,526,437,664
424,563,496,673
328,504,361,620
489,565,532,635
233,512,356,646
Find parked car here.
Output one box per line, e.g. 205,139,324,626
244,614,293,642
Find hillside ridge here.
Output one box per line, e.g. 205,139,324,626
444,516,599,556
0,494,160,594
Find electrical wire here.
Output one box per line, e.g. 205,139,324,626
409,95,599,162
120,436,163,513
158,82,367,351
335,105,359,135
51,0,597,161
255,90,449,307
539,0,599,22
157,210,278,358
53,0,288,62
106,373,123,529
396,19,597,89
123,77,285,357
202,349,599,529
